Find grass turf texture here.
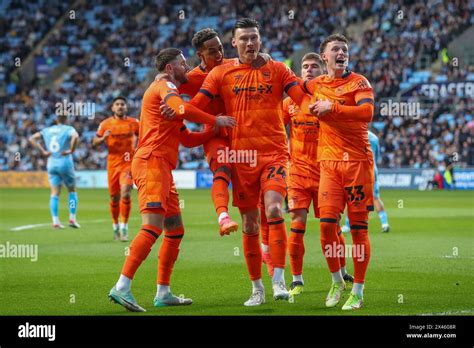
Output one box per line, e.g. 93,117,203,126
0,188,473,316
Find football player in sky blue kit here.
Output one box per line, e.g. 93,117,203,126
342,130,390,233
29,115,80,229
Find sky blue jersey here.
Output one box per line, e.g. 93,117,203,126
368,130,381,167
40,124,77,169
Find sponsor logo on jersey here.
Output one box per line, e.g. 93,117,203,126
232,84,273,95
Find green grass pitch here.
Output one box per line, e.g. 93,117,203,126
0,188,473,316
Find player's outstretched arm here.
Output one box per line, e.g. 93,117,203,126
330,99,374,122
287,84,312,115
308,97,374,122
29,132,50,157
165,94,214,125
166,94,236,127
179,126,216,148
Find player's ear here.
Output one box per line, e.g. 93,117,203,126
320,52,328,64
231,37,236,48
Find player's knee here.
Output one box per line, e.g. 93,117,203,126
110,195,120,203
265,202,283,220
290,209,307,224
121,191,131,200
242,219,259,234
164,214,183,231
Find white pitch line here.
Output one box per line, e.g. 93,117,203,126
10,219,111,231
10,218,215,231
418,309,473,316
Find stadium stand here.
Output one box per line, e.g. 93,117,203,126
1,0,473,171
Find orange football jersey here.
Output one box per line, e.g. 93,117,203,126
195,59,300,156
282,96,319,177
96,116,139,168
304,71,374,162
178,60,232,132
134,78,185,168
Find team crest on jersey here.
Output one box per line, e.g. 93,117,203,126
262,70,271,81
166,82,177,89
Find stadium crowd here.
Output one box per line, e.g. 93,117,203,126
1,0,473,171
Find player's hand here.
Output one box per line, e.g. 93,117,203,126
41,150,51,157
215,115,237,128
252,53,272,69
310,100,333,117
160,101,176,120
61,149,73,156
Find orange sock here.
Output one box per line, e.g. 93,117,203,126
121,224,162,279
157,226,184,286
348,212,371,284
289,221,305,276
242,232,262,280
120,197,131,224
319,207,341,273
110,201,120,224
337,226,346,268
259,202,269,247
212,171,230,216
268,217,287,269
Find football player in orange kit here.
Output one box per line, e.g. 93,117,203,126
190,18,312,306
285,53,354,295
108,48,236,311
176,28,269,236
306,34,375,310
93,97,139,241
177,28,238,236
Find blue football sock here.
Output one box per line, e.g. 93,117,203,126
68,192,78,215
50,195,59,220
378,210,388,225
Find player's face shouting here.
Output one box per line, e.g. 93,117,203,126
323,41,349,73
199,36,224,69
301,59,325,80
232,27,261,64
171,54,191,84
112,100,127,117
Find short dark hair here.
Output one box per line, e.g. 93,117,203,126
192,28,218,50
319,34,349,54
155,48,183,72
232,18,260,37
112,96,127,104
301,52,324,66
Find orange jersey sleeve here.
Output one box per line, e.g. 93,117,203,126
134,79,185,167
199,60,298,156
178,124,215,148
311,71,374,162
96,116,139,168
180,61,231,116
